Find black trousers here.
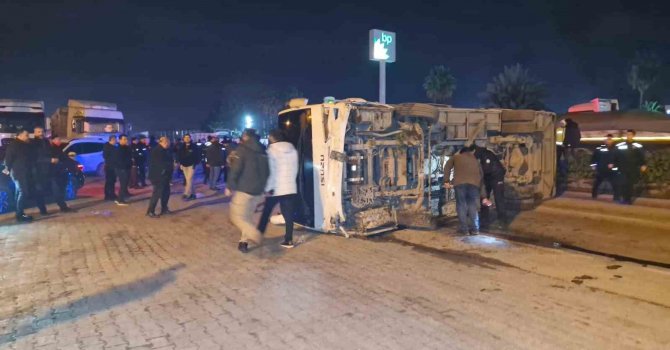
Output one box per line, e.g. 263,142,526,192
147,178,171,214
202,163,210,184
116,168,130,202
481,177,506,225
104,166,117,200
592,172,619,200
257,194,297,242
619,172,641,204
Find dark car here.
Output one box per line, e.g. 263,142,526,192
0,153,85,214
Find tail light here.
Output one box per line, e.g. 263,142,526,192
77,164,84,172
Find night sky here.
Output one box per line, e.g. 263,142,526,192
1,0,669,131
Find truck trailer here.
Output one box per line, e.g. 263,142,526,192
276,98,556,236
49,99,125,140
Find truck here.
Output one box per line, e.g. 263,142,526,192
0,99,46,159
49,99,125,140
276,98,556,236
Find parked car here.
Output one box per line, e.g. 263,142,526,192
62,136,108,176
0,157,85,214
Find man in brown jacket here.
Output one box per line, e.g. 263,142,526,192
444,145,485,235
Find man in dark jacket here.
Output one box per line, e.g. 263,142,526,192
205,136,225,190
590,134,619,200
147,136,174,217
177,134,199,200
114,134,133,206
102,135,118,201
225,129,269,253
474,146,507,227
563,118,581,157
3,129,35,222
48,135,75,212
32,126,58,215
615,130,647,204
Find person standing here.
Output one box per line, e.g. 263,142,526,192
147,136,174,218
474,145,507,227
48,135,75,212
256,130,299,248
200,137,210,185
32,126,59,215
177,134,199,200
2,130,35,222
137,135,149,187
444,145,485,235
615,130,647,204
129,137,140,189
225,129,269,253
103,135,118,201
114,135,133,206
590,134,619,200
205,136,225,190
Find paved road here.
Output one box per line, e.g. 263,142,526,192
1,180,669,349
507,192,670,264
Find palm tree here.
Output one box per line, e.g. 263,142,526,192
483,64,546,110
628,51,662,108
423,66,457,104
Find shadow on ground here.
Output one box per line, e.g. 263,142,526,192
0,264,185,345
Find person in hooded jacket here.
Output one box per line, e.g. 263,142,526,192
225,129,269,253
256,129,299,248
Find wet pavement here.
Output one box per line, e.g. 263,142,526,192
0,178,669,349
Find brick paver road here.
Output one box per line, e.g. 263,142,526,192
1,181,669,349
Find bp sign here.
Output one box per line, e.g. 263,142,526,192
369,29,396,63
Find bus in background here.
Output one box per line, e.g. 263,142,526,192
0,99,46,159
49,99,125,140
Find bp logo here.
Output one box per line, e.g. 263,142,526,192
369,29,396,63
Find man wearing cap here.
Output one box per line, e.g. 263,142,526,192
225,129,269,253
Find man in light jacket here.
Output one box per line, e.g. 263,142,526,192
257,129,299,248
225,129,269,253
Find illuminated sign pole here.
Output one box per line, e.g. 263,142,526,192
369,29,396,104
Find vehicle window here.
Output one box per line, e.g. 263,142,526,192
68,142,103,155
66,143,84,154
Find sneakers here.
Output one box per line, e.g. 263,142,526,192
146,212,160,218
160,209,173,215
16,214,33,223
238,242,249,253
468,229,479,236
280,241,294,249
183,194,196,201
115,200,129,206
60,207,76,213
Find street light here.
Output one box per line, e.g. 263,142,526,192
245,115,253,129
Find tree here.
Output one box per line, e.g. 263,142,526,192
628,51,662,108
482,64,546,110
423,66,457,104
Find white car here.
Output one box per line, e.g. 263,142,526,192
63,136,108,176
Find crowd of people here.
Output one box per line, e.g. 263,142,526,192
100,128,298,253
2,127,75,222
